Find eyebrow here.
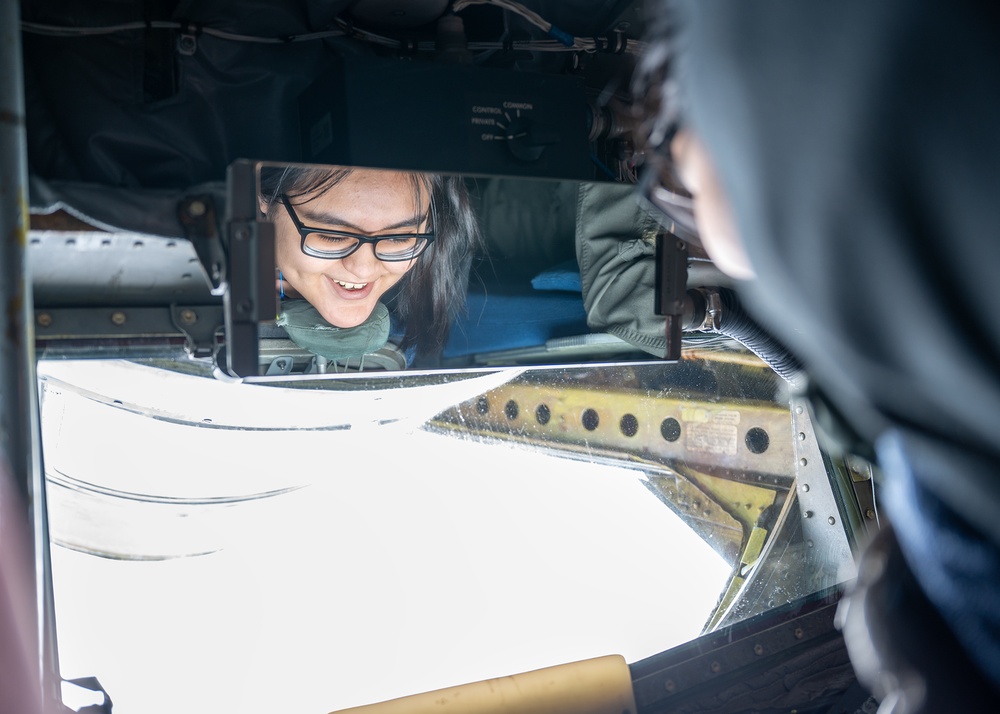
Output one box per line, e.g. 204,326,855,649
297,207,430,233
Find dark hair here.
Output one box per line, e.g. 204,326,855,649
630,2,685,157
259,164,480,360
628,5,700,243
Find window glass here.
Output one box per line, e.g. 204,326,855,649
41,346,857,714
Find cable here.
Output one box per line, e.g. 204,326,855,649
21,15,644,54
21,19,346,43
21,20,178,37
453,0,554,38
452,0,644,54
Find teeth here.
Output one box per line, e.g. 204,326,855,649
335,280,368,290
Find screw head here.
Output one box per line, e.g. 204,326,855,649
177,35,197,54
794,627,805,640
179,309,198,325
866,509,876,520
664,679,676,693
110,311,127,326
187,200,207,217
36,313,53,328
754,644,764,656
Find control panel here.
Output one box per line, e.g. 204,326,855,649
298,55,593,180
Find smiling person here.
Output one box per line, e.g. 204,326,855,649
259,165,480,366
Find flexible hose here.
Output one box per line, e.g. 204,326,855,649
692,287,806,388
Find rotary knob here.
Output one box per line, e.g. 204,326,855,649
502,117,557,162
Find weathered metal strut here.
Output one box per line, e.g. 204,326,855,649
1,2,53,710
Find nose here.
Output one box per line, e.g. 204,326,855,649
340,243,380,280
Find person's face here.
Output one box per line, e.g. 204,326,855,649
272,169,429,328
670,130,756,281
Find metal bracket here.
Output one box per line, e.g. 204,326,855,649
170,304,224,359
844,453,880,538
221,159,277,378
654,232,688,362
178,194,227,295
61,676,113,714
687,286,723,332
34,305,224,363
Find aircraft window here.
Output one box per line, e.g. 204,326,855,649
39,345,859,714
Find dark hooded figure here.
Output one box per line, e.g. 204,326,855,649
643,1,1000,710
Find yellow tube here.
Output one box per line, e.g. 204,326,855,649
328,655,637,714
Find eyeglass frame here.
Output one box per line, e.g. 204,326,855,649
278,193,437,262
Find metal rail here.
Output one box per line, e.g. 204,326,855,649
1,4,56,710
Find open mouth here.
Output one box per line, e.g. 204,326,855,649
334,280,368,291
327,276,376,301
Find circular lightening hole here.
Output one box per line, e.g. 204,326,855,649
745,427,770,454
660,417,681,442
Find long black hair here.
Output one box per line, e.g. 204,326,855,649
259,164,480,361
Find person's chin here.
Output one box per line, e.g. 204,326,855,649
316,278,379,327
319,303,372,329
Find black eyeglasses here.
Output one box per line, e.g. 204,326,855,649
279,194,436,262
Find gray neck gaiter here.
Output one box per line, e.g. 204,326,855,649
276,299,390,361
